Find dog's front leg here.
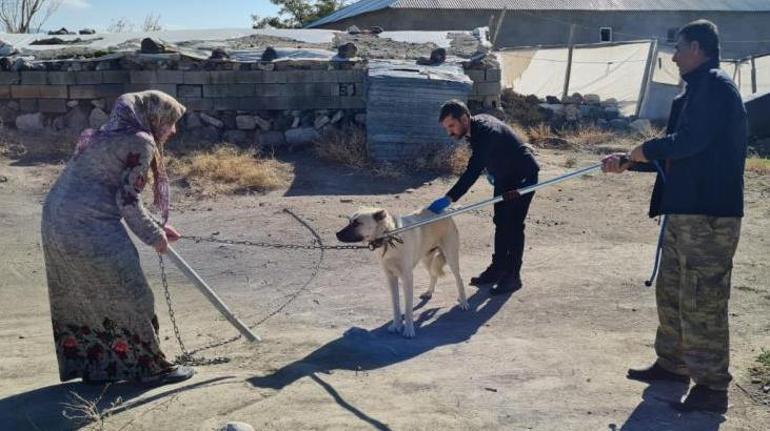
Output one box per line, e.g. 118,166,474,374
401,271,416,338
386,272,402,334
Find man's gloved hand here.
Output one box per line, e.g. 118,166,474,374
428,196,452,214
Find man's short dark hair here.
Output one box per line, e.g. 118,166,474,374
678,19,720,59
439,99,471,122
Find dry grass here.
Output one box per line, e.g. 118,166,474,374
746,157,770,175
564,155,578,168
750,349,770,388
167,146,292,196
61,385,119,430
526,123,556,143
314,125,368,169
561,125,617,147
405,142,471,176
521,123,662,154
314,124,470,178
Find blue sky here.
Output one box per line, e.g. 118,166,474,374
47,0,281,31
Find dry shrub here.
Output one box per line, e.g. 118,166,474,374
526,123,555,142
168,146,292,196
562,125,617,147
314,124,469,177
746,157,770,175
564,155,578,168
314,125,368,169
750,349,770,387
405,142,471,176
525,122,573,149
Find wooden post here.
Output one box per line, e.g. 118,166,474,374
636,39,659,118
562,24,576,101
751,56,757,94
492,7,507,48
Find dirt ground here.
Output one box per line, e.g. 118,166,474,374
1,143,769,431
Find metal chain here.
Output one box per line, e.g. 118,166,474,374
158,253,230,366
180,234,373,251
156,208,347,362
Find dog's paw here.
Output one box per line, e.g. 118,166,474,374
419,292,433,300
401,325,416,338
458,299,470,310
388,322,403,333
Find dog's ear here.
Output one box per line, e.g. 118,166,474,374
374,210,387,222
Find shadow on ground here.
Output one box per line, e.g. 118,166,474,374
0,376,232,430
618,381,725,431
280,152,439,197
248,290,507,389
248,289,509,430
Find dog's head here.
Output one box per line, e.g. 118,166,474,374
336,208,389,243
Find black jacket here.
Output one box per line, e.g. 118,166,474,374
447,114,540,202
634,59,747,218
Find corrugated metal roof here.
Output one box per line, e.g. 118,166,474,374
308,0,770,28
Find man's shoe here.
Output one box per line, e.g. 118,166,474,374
470,264,505,287
670,385,728,414
490,272,522,295
626,362,689,383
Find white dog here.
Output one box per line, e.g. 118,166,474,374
336,208,469,338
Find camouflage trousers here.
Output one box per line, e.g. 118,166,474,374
654,214,741,391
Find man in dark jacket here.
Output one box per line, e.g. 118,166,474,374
603,20,746,413
429,100,539,294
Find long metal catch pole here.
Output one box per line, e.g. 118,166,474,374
165,246,261,342
383,162,604,238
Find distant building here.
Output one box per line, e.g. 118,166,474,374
309,0,770,58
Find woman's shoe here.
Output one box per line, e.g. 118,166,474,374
139,365,195,386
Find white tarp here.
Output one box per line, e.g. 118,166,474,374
731,54,770,99
503,41,653,115
653,49,680,85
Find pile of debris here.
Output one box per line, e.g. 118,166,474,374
499,89,652,133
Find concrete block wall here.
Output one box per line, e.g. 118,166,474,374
0,69,366,112
0,59,503,156
466,67,503,109
0,66,368,151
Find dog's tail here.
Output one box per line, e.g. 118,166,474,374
428,247,447,278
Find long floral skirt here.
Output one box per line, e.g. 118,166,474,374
42,216,172,382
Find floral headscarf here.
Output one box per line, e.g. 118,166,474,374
75,90,186,224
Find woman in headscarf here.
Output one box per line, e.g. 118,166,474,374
41,90,194,385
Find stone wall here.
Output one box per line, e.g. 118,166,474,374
1,64,368,151
0,56,502,155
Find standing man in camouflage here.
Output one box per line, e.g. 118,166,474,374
603,20,746,413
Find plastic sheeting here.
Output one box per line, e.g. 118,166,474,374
728,54,770,99
366,60,472,161
502,41,652,115
228,48,338,62
652,49,680,85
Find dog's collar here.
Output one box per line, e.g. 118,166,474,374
368,235,404,255
368,216,403,255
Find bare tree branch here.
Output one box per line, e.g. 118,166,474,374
142,13,162,32
0,0,62,33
